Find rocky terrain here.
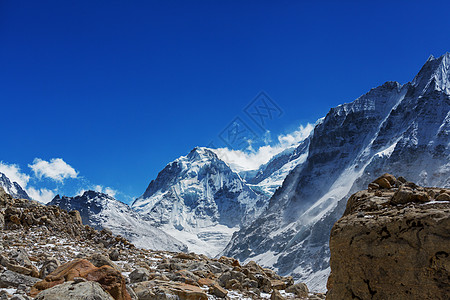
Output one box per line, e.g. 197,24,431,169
326,174,450,299
0,187,325,299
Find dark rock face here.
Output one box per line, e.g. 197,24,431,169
326,175,450,299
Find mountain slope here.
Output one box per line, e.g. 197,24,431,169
222,53,450,291
0,172,30,199
132,147,267,256
48,190,187,252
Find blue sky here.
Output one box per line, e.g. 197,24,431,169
1,1,450,203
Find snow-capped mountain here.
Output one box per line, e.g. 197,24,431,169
222,53,450,292
132,147,267,256
0,172,30,199
48,190,187,252
244,137,312,197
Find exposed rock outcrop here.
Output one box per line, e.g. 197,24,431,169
327,174,450,299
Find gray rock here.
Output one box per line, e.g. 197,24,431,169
39,258,60,278
129,268,151,283
108,249,120,261
34,281,114,300
87,254,120,271
0,270,40,288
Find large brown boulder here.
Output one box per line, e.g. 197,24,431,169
30,259,131,300
327,181,450,299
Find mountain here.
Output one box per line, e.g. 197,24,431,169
244,136,312,197
48,190,187,252
131,147,267,257
0,172,30,200
222,53,450,292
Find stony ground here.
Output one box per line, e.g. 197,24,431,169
0,188,325,300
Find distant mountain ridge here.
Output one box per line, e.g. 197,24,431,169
48,190,187,252
0,172,30,200
222,52,450,291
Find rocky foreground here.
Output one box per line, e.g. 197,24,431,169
0,187,324,300
326,174,450,299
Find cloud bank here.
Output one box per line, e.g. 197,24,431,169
29,158,78,182
213,123,314,172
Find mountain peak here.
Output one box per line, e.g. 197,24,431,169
186,146,218,161
412,52,450,94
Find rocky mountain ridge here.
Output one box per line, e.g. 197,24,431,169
48,191,187,252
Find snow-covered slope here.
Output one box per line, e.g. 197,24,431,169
0,172,30,199
48,190,187,252
132,147,267,257
245,137,311,197
222,52,450,292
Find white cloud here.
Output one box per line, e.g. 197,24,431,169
0,161,56,203
213,123,314,172
93,185,117,197
26,187,56,204
0,162,31,188
29,158,78,182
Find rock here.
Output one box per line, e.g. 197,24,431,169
109,249,120,261
125,285,138,300
436,192,450,201
31,259,131,300
10,295,28,300
88,254,120,272
269,279,286,290
285,282,308,297
374,173,397,187
34,281,114,300
69,210,83,225
390,185,429,205
130,280,208,300
270,289,285,300
327,181,450,299
129,268,151,283
210,283,228,298
0,249,39,278
39,258,60,279
374,177,391,189
83,265,131,300
0,270,40,288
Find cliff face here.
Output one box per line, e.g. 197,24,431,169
326,174,450,300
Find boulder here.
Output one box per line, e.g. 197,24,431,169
39,258,60,279
390,185,429,205
109,249,120,261
130,280,207,300
270,289,285,300
436,192,450,201
327,181,450,299
31,259,131,300
34,281,114,300
209,283,228,298
0,270,40,288
285,282,308,297
129,268,151,283
87,254,120,272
